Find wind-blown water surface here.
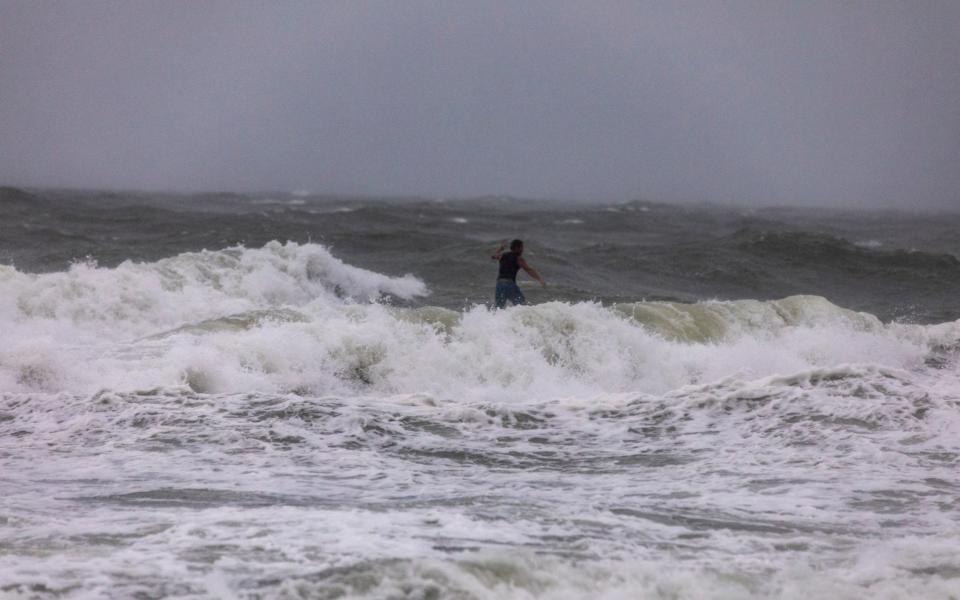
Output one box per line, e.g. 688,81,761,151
2,188,959,598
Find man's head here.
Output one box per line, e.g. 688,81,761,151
510,239,524,254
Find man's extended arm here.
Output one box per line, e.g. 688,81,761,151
491,243,506,260
517,256,547,287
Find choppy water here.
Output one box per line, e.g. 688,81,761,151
1,187,959,599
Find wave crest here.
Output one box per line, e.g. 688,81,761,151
1,242,957,397
1,241,427,336
2,290,956,398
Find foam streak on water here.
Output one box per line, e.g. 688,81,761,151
1,239,960,598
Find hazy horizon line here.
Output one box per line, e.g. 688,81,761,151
3,181,958,216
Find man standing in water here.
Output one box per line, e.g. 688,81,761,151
491,239,546,309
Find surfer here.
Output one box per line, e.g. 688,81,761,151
491,239,546,309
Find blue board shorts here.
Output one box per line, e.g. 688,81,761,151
495,279,526,309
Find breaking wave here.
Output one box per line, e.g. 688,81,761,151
3,237,960,599
0,240,426,333
1,242,957,399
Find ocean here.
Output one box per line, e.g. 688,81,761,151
1,186,959,599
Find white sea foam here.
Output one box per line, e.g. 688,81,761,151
0,240,424,333
0,244,956,399
0,242,427,392
1,236,958,597
1,258,956,463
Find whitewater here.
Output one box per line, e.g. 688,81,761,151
2,190,960,599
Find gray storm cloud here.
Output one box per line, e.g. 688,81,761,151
1,1,958,208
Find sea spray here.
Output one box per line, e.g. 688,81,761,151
2,226,959,597
1,244,956,399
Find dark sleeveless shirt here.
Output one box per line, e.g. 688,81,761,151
498,252,520,281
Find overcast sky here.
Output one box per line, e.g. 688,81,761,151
1,1,958,208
